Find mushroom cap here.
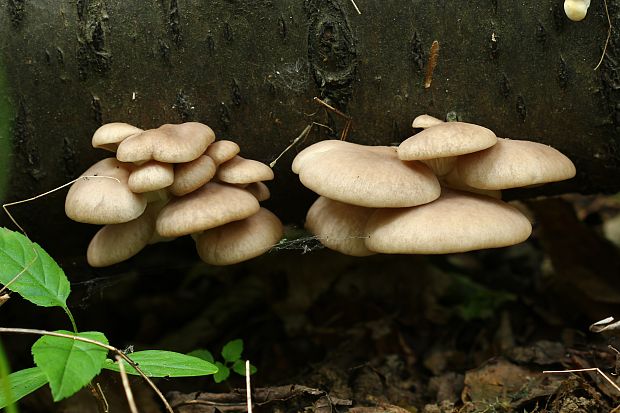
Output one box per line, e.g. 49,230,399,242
116,122,216,163
65,158,147,224
564,0,590,21
86,201,163,267
206,140,240,165
155,182,260,237
411,114,444,129
92,123,143,152
292,140,395,174
365,189,532,254
456,138,577,190
297,145,441,208
216,156,274,184
305,196,375,257
195,208,283,265
441,168,502,199
170,155,217,196
244,181,271,201
398,122,497,161
127,161,174,193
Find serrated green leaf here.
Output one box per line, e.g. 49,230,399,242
221,339,243,363
103,350,218,377
213,361,229,383
0,228,70,308
232,359,257,376
32,331,108,401
0,367,48,409
187,349,215,363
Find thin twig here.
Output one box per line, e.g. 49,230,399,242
0,256,37,297
312,97,353,140
424,40,440,88
543,368,620,393
116,355,139,413
270,124,313,168
349,0,361,15
0,176,120,296
269,122,334,168
0,327,174,413
96,383,109,413
88,382,109,413
246,360,253,413
2,175,119,236
313,97,350,121
594,0,612,70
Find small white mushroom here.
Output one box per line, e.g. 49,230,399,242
564,0,591,21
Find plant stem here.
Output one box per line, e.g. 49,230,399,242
0,339,19,413
0,327,173,413
63,307,78,333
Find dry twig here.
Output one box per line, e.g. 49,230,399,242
246,360,253,413
269,121,333,168
543,367,620,393
594,0,612,70
116,354,139,413
0,328,173,413
0,176,120,295
313,97,352,141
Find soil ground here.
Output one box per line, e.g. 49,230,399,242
3,194,620,413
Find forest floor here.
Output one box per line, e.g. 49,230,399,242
5,194,620,413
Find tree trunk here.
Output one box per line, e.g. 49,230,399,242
0,0,619,254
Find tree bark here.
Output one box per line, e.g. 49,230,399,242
0,0,619,254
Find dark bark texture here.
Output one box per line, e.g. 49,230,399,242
0,0,619,254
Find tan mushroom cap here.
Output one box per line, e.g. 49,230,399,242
411,114,444,129
398,122,497,161
206,140,240,165
305,196,375,257
298,145,440,208
65,158,147,224
156,182,260,237
292,140,395,174
245,182,271,201
441,168,502,199
170,155,217,196
92,123,143,152
216,156,274,184
365,189,532,254
456,138,577,190
128,161,174,193
86,201,164,267
116,122,216,163
195,208,283,265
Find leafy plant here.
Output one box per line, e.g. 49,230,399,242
189,339,257,383
0,227,219,409
443,273,516,321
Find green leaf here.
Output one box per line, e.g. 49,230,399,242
445,274,516,321
103,350,218,377
213,361,229,383
32,331,108,401
221,339,243,363
0,367,48,409
0,228,70,308
232,359,257,376
187,349,215,363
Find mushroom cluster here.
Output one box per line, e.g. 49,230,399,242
294,114,576,256
65,122,282,267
